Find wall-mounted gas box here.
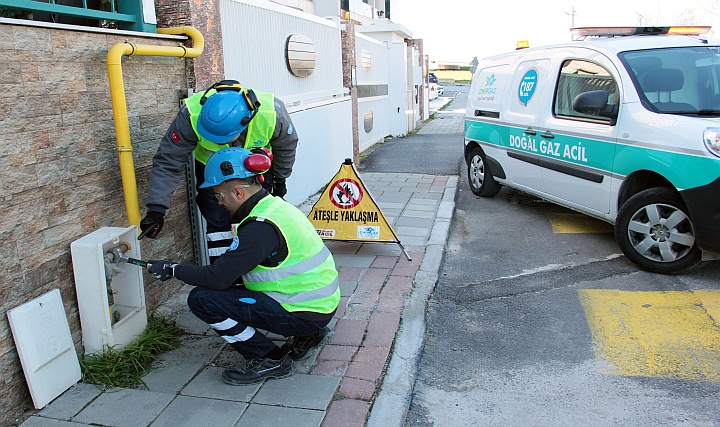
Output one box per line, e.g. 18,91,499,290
70,226,147,354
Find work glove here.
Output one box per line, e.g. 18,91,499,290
148,260,178,281
273,179,287,198
139,211,164,239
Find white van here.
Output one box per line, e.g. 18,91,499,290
464,26,720,274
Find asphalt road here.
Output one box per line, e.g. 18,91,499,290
357,133,464,175
361,86,720,426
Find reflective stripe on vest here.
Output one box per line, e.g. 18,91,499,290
263,277,339,305
240,195,340,314
187,90,278,165
243,245,332,282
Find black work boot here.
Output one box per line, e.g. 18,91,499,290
282,327,332,360
222,353,294,385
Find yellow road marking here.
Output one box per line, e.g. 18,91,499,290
548,213,614,234
579,289,720,382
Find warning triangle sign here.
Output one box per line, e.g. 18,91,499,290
308,159,411,261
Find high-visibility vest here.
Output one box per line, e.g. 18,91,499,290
186,90,278,164
239,195,340,314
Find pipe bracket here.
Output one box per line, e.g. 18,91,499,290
117,146,133,153
125,40,137,58
177,44,188,58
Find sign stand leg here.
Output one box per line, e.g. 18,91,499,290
397,242,412,261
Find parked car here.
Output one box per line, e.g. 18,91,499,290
429,82,439,100
429,72,439,84
464,26,720,274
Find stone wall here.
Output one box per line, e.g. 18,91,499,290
0,23,193,424
155,0,225,90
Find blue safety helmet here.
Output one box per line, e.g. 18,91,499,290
199,148,256,188
196,90,252,144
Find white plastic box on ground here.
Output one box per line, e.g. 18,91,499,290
70,226,147,354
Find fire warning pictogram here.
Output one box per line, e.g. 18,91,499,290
330,178,363,209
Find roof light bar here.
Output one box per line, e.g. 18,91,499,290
572,27,639,37
668,26,711,35
571,26,712,38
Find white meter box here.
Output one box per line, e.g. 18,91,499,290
71,226,147,354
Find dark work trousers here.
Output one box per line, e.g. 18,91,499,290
195,160,276,263
187,286,327,359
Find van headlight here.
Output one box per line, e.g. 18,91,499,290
703,128,720,158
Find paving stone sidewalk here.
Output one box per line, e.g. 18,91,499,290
19,169,458,427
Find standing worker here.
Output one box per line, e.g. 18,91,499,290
139,80,298,262
147,147,339,384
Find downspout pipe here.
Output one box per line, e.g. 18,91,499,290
107,26,204,226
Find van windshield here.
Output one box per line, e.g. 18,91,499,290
620,46,720,115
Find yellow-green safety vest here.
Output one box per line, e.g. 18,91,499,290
240,195,340,314
186,90,278,165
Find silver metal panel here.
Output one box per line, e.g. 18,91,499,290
221,0,344,99
219,0,353,208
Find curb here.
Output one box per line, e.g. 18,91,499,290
366,176,458,427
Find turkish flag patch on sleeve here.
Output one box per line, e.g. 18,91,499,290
170,129,180,143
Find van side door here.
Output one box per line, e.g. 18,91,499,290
538,53,620,215
499,58,552,192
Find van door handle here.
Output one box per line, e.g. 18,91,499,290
524,128,537,136
540,131,555,139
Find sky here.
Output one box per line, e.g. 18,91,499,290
390,0,720,64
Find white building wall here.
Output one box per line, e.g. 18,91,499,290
356,24,419,137
219,0,353,206
388,41,410,136
410,45,423,124
355,33,389,152
313,0,340,18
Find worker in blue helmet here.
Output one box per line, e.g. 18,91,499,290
147,147,340,385
140,80,298,263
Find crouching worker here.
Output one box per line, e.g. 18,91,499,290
148,147,339,385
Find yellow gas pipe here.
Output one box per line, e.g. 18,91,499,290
107,26,204,226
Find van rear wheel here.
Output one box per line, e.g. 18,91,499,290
615,187,702,274
467,147,501,197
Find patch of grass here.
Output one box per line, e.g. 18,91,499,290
79,313,183,388
435,70,473,84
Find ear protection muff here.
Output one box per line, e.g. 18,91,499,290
199,79,243,105
250,147,273,162
240,89,261,126
244,153,271,175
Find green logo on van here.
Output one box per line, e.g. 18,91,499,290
478,73,498,95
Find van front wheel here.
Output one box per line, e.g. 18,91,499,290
615,187,702,274
467,147,501,197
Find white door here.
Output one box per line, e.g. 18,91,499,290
497,58,552,192
538,54,620,214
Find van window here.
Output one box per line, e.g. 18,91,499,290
620,46,720,114
553,59,618,124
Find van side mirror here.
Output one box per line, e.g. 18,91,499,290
573,90,618,122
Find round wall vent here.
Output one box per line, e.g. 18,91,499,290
363,110,374,133
361,49,371,72
285,34,316,78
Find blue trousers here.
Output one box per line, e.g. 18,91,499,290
187,286,328,359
